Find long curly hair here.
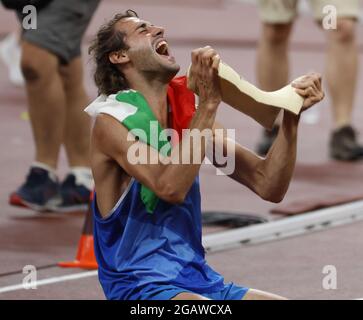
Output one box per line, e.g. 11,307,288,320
89,10,138,96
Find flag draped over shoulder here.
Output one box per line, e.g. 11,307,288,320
85,76,196,213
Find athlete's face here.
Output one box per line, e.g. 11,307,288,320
115,17,180,79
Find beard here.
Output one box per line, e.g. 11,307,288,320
128,46,180,83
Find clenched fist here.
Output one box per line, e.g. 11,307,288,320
292,72,325,110
187,46,221,107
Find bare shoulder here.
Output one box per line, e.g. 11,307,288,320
91,114,130,156
92,114,124,142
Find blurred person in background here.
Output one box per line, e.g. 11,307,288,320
255,0,363,161
2,0,100,212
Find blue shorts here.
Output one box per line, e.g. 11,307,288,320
141,282,249,300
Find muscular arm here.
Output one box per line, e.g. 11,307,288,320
93,103,216,204
209,112,298,203
210,72,324,202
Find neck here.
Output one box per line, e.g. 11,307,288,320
126,71,170,128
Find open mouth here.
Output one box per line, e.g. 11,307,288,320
155,40,170,57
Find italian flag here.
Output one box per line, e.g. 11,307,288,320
85,76,196,213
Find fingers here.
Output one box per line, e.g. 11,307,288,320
211,54,221,73
201,47,219,68
191,48,202,66
293,73,324,96
295,86,318,98
190,46,220,81
294,87,310,98
292,78,317,93
292,72,324,109
190,46,222,105
311,72,322,91
292,72,322,91
191,46,219,68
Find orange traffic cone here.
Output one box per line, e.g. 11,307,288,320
58,192,98,269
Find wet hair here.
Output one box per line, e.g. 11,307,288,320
89,10,138,96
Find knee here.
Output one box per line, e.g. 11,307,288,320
20,45,58,82
332,18,356,43
20,55,40,81
262,23,292,46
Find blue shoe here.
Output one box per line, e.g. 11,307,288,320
52,174,91,212
9,167,61,211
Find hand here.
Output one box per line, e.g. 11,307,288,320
188,46,222,107
292,72,325,111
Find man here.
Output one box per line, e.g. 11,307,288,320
256,0,363,161
8,0,100,212
87,10,324,300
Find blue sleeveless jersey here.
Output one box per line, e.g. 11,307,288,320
92,177,226,300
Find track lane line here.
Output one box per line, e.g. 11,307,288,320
0,270,98,294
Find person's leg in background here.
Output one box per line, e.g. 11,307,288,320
255,0,297,155
9,40,65,211
257,24,293,93
312,0,363,160
60,57,90,169
21,42,66,170
9,0,99,211
326,19,358,129
57,57,93,212
53,0,100,212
